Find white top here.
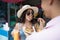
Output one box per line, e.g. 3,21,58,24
26,16,60,40
11,23,36,37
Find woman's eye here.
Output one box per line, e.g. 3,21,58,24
27,13,30,15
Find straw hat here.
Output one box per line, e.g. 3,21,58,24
17,5,38,18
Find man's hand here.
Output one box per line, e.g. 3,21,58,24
38,18,45,30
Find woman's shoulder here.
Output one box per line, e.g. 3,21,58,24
16,23,24,26
14,23,24,30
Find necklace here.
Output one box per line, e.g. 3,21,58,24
24,24,34,35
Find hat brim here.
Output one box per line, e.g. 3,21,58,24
17,5,38,18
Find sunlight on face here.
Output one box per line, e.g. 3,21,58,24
25,9,33,21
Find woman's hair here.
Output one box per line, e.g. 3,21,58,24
18,9,35,24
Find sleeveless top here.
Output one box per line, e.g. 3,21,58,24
11,23,41,40
18,23,36,40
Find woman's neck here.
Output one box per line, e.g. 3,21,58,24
25,20,31,24
24,20,32,27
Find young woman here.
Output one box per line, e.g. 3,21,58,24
11,5,45,40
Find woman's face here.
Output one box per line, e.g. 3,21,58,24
25,9,34,21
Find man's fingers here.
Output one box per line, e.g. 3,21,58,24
38,18,45,23
38,18,42,22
